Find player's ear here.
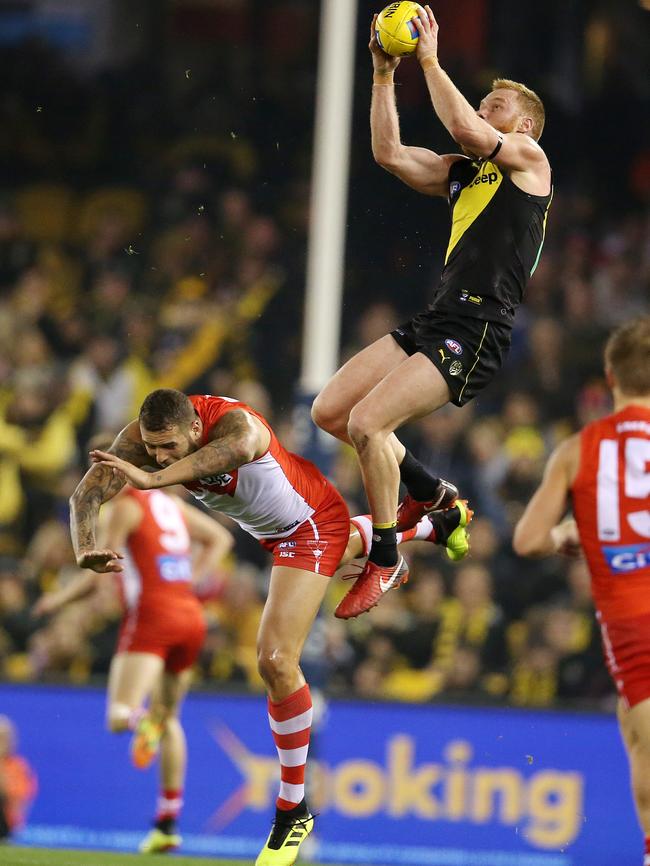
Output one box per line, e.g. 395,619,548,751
605,367,616,390
517,115,534,135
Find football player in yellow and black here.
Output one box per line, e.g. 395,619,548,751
313,5,552,620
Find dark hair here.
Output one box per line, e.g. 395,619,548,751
605,316,650,396
139,389,195,431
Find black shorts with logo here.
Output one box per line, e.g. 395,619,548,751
391,309,512,407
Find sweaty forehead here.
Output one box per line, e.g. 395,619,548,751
140,424,183,445
484,89,516,107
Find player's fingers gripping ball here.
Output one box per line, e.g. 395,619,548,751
375,1,421,56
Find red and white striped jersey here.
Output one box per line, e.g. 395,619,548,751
118,488,196,613
184,395,336,540
571,405,650,621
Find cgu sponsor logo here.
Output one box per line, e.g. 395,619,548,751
157,555,192,582
217,730,583,850
469,171,498,188
604,543,650,574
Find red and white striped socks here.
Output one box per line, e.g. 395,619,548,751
267,683,313,810
156,788,183,824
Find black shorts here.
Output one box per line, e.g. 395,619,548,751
391,309,512,407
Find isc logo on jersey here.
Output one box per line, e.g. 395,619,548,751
603,543,650,574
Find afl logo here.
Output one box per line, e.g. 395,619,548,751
449,181,461,196
445,339,463,355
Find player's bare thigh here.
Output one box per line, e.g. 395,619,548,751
348,351,451,440
107,652,165,729
619,696,650,752
257,566,330,665
150,668,194,720
312,334,409,438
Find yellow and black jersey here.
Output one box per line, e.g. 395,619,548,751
431,157,553,324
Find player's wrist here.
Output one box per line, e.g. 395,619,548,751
373,69,394,86
419,53,439,71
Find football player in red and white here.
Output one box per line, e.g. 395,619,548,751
514,317,650,866
70,388,467,866
36,484,232,854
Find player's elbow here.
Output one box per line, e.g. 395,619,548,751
69,481,89,511
449,124,482,151
373,148,400,172
512,522,542,558
237,433,258,465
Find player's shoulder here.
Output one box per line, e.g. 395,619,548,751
190,393,249,414
547,433,581,484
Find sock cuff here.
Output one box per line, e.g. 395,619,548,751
350,515,373,557
373,521,397,530
268,683,312,720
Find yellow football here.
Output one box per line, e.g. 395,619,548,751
375,1,421,57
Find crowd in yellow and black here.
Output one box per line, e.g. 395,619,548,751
0,0,648,709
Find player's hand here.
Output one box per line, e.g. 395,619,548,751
369,14,400,74
76,548,124,573
551,519,583,559
90,449,154,489
32,594,61,618
412,5,439,66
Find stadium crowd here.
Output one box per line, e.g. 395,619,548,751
0,0,648,710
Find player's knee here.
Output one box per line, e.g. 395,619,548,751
311,392,341,435
347,404,382,446
257,648,296,688
632,771,650,812
107,702,134,733
150,700,173,723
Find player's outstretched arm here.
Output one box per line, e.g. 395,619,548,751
513,435,580,558
32,572,98,618
369,12,464,196
413,6,547,177
92,409,270,490
176,498,235,581
70,420,147,572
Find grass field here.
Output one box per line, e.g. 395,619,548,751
0,848,351,866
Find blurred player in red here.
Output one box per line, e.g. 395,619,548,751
36,483,232,854
0,715,37,840
514,317,650,865
69,388,465,866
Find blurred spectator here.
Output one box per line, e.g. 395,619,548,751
0,715,37,839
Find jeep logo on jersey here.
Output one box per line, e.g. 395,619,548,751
603,543,650,574
469,171,498,188
444,339,463,355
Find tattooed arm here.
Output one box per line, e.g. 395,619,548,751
91,410,270,491
70,420,149,572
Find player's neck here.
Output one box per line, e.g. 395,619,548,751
613,393,650,413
